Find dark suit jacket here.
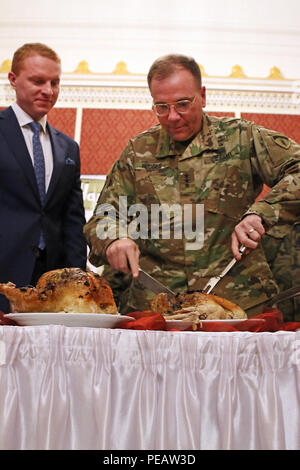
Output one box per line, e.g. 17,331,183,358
0,106,87,312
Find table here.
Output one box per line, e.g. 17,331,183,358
0,325,299,450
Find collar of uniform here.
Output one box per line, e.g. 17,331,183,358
155,126,177,159
155,112,219,160
179,112,219,161
11,102,48,133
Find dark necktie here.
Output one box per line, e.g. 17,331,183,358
28,121,46,249
28,121,46,206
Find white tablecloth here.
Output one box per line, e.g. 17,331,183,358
0,325,299,450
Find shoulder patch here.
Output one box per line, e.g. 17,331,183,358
272,135,291,150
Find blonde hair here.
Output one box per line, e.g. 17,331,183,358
11,43,61,75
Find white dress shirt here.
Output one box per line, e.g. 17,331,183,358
11,102,54,191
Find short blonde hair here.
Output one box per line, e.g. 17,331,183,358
11,43,61,75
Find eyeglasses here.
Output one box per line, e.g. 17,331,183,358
152,96,197,116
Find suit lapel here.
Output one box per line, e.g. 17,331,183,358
0,107,40,198
46,123,66,202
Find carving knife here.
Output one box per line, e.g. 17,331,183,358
138,268,176,297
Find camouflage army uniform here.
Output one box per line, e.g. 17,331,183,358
84,113,300,315
101,264,132,311
262,222,300,321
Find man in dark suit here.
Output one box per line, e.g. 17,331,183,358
0,43,87,312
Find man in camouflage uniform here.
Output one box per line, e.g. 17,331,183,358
262,223,300,321
84,54,300,317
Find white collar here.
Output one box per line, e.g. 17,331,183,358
11,102,48,133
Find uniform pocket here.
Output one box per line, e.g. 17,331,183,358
135,168,160,207
199,157,252,220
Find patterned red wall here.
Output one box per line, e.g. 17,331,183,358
241,113,300,144
207,112,235,117
80,108,159,174
47,108,76,139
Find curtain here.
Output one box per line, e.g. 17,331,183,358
0,325,299,450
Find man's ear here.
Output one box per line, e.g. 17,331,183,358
8,71,16,89
201,86,206,108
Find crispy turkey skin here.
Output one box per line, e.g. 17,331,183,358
0,268,117,314
150,291,247,320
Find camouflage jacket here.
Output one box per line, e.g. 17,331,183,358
84,113,300,314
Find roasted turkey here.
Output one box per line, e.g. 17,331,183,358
0,268,118,314
150,291,247,328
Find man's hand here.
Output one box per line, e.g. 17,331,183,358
106,238,140,278
231,214,265,260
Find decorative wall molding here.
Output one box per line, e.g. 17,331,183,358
2,57,299,80
1,61,299,114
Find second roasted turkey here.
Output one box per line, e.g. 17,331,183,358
0,267,118,314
